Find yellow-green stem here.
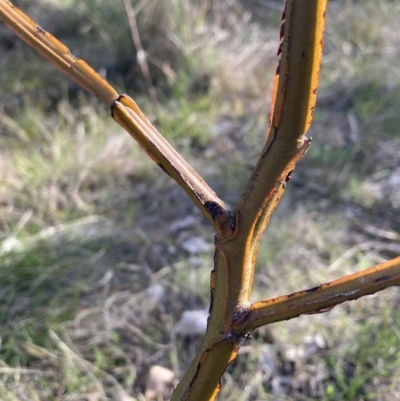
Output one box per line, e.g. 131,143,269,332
171,1,328,399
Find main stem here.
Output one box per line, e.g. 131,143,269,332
171,1,328,399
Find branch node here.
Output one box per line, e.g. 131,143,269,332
206,202,238,240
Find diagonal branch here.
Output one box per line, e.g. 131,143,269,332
0,0,118,105
111,95,230,229
233,256,400,333
0,0,228,227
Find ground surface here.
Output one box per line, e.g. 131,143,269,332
0,0,400,400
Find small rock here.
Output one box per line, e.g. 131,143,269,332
173,310,209,335
143,365,177,401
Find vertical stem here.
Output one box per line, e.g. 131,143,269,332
171,1,328,399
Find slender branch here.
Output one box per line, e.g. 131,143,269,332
111,95,229,227
0,0,118,105
233,256,400,333
0,0,228,227
236,0,327,238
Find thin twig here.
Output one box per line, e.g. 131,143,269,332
122,0,160,109
48,330,126,394
0,367,51,376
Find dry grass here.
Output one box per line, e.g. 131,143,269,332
1,0,400,400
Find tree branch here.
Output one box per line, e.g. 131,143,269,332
0,0,228,227
0,0,118,105
111,95,229,228
233,256,400,333
234,0,327,254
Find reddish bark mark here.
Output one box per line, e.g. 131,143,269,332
304,306,335,315
285,170,293,182
374,275,391,283
305,285,321,293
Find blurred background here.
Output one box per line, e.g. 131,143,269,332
0,0,400,400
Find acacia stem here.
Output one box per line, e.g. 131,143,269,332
234,256,400,332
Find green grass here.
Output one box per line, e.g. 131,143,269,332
1,0,400,400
